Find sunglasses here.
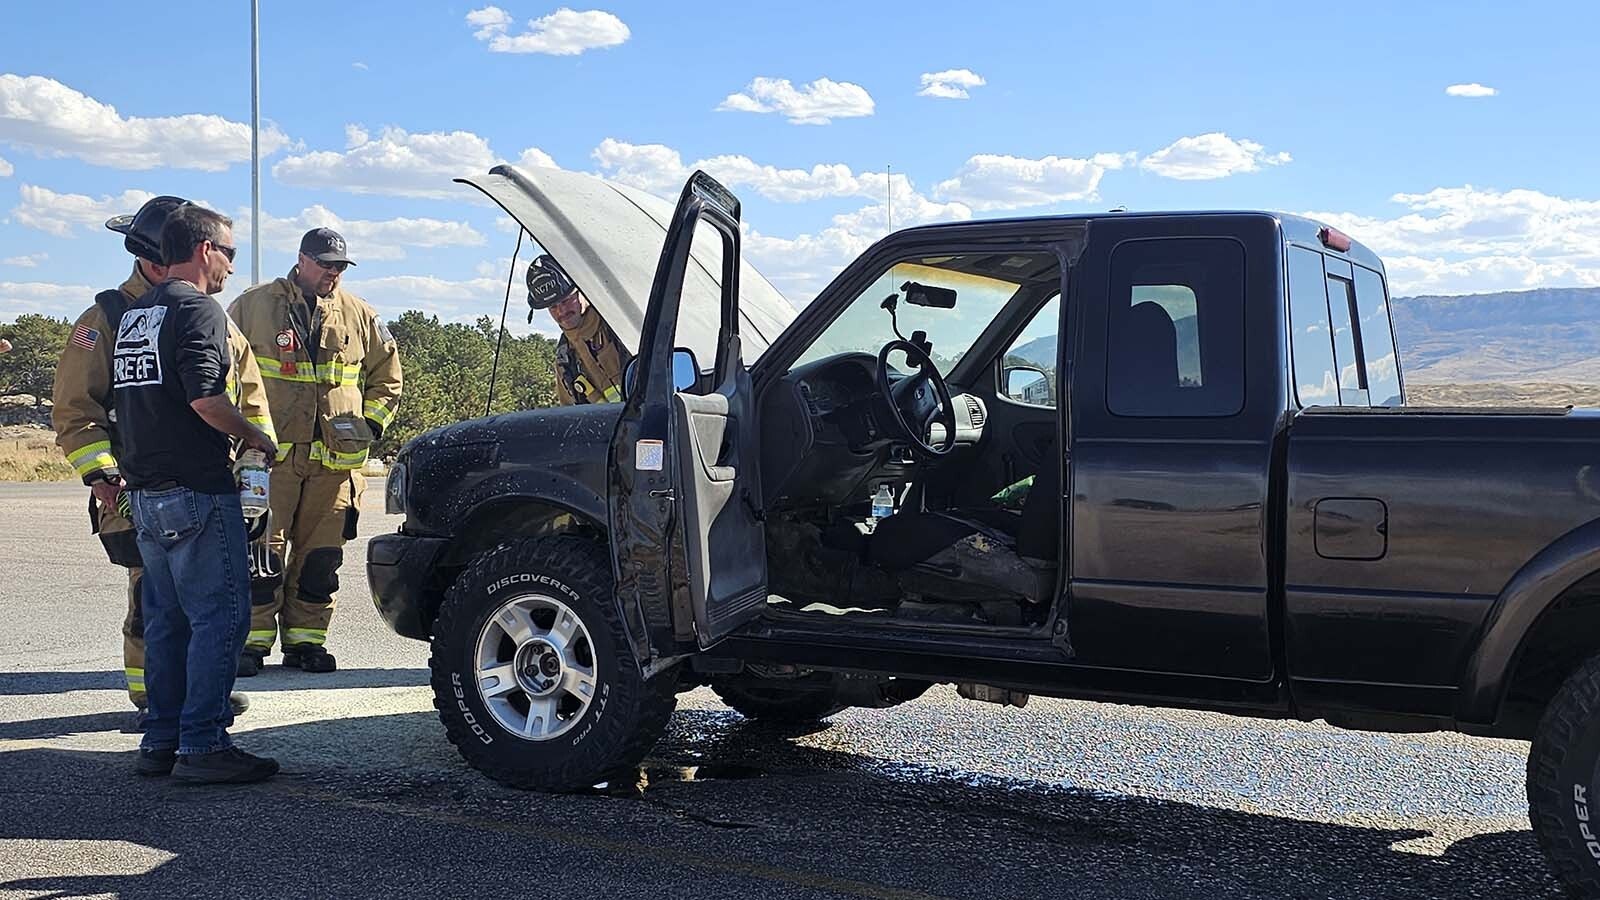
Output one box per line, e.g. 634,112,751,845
209,240,237,262
316,259,350,273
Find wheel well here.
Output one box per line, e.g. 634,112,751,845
1497,569,1600,739
416,500,607,635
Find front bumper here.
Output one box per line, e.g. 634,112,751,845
367,532,450,641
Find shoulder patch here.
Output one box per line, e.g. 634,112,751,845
69,324,99,351
373,314,394,346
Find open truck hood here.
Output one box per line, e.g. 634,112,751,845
457,165,797,361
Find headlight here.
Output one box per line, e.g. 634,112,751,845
384,462,407,515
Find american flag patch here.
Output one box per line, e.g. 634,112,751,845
69,324,99,351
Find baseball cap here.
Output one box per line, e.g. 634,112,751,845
299,228,355,266
525,254,577,310
106,195,190,265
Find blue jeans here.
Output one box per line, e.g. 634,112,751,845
130,487,250,755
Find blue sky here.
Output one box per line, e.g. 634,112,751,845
3,0,1598,334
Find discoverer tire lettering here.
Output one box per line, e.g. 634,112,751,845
430,536,677,791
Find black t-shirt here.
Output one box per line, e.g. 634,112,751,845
111,280,235,494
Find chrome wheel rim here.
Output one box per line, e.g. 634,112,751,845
473,592,598,741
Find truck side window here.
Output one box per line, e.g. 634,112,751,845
1287,246,1339,407
1326,275,1370,406
1352,265,1402,406
1106,238,1244,417
1000,294,1060,408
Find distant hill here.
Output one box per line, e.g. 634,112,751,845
1010,287,1600,387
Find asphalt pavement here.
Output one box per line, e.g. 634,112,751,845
0,481,1566,899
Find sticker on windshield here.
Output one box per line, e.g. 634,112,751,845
636,439,664,471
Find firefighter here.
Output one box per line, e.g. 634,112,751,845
52,195,271,729
525,255,631,406
229,228,402,675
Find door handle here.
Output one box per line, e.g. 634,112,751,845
649,488,675,500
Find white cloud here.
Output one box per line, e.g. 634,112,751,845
466,6,513,38
717,77,875,125
2,253,45,267
0,155,12,177
918,69,986,100
0,74,290,172
352,61,369,71
0,280,95,319
516,147,558,170
468,6,630,55
1140,132,1291,180
12,185,155,238
1305,186,1600,295
934,152,1133,210
1445,83,1497,98
592,138,907,204
273,126,556,199
235,205,485,262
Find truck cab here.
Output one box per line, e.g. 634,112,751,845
370,168,1600,898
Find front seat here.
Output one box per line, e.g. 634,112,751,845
868,444,1060,607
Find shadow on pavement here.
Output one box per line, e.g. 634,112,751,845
0,710,129,740
0,667,429,695
0,706,1565,900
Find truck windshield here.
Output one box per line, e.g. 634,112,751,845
795,255,1053,374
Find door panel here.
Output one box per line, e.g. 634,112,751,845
674,368,767,644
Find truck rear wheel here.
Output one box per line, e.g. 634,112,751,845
429,536,676,791
711,671,848,724
1528,652,1600,897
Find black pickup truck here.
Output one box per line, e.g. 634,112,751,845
370,167,1600,897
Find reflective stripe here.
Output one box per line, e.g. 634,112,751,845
125,667,145,689
274,442,292,463
245,630,276,650
67,440,117,477
257,358,318,383
248,415,277,444
362,400,395,430
309,441,369,471
284,627,326,645
317,362,361,387
600,385,622,403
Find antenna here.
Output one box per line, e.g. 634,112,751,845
886,164,893,233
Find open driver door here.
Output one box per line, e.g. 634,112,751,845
609,171,768,651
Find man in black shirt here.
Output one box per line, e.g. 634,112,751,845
112,205,280,784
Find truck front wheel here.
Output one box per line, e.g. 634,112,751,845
1528,652,1600,897
429,536,676,791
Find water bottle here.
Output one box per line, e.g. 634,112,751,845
237,449,270,519
871,484,895,523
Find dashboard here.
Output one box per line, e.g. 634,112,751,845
760,351,989,508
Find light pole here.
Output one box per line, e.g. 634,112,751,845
250,0,261,285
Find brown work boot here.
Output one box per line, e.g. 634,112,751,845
281,643,336,673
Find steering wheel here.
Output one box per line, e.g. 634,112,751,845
874,339,958,457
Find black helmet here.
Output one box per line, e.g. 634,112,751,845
105,195,190,264
525,254,577,320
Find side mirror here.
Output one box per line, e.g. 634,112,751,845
624,347,701,399
1002,365,1052,405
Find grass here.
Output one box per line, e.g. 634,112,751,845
0,439,74,481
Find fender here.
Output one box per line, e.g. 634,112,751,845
1458,516,1600,724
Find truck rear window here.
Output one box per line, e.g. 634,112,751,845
1287,245,1402,408
1106,237,1245,418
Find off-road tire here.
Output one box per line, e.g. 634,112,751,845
711,672,848,723
1528,652,1600,898
430,536,677,791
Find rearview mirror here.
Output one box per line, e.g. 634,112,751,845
902,281,957,309
624,347,701,399
1003,365,1052,406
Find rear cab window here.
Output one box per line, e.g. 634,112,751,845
1286,241,1403,409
